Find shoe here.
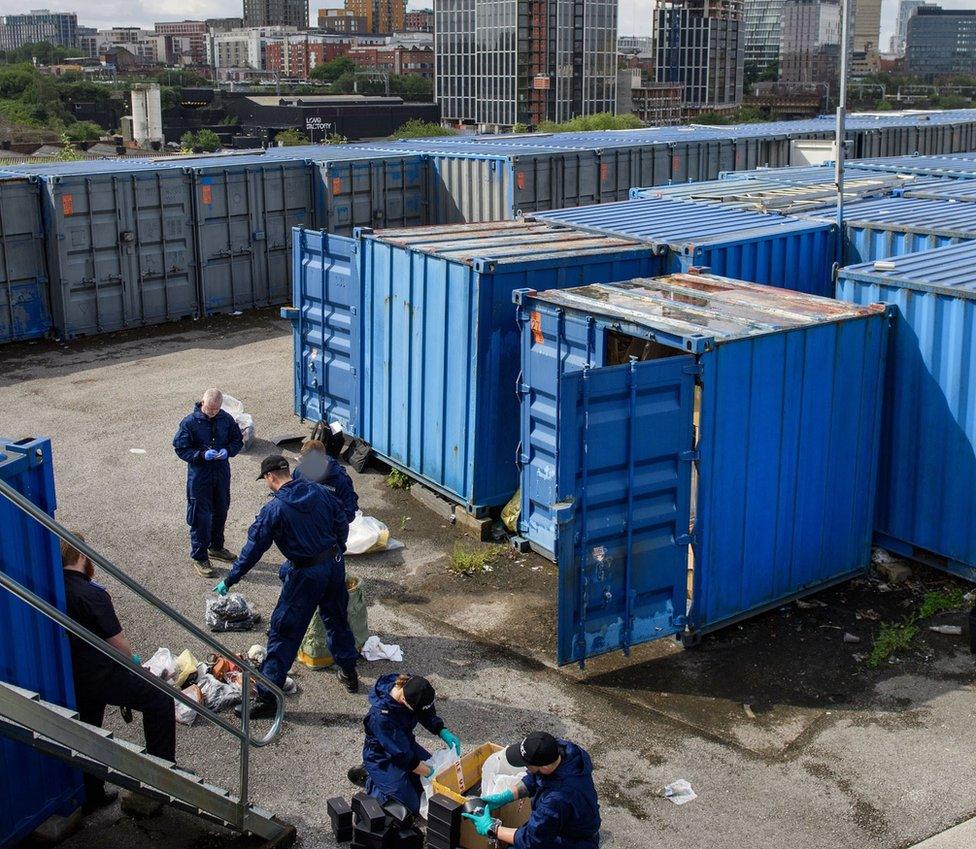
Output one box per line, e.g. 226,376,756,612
82,788,118,814
191,558,214,578
208,547,236,562
347,764,368,787
337,666,359,694
234,698,277,720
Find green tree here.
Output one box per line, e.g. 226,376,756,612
55,132,81,161
874,99,894,111
388,118,457,139
331,71,357,94
536,112,643,132
390,73,432,101
179,131,197,152
512,122,530,133
64,120,102,142
310,56,356,83
195,129,221,152
274,128,310,146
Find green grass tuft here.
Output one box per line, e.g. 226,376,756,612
918,588,966,619
385,469,412,490
868,619,920,667
448,542,505,577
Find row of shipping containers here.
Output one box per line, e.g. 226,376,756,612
6,109,976,345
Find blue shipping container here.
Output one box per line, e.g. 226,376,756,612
0,178,50,343
836,241,976,582
533,197,837,296
516,274,891,665
799,196,976,263
850,155,976,180
0,437,83,845
288,222,661,511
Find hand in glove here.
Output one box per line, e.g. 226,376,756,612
216,449,228,460
204,449,219,461
131,653,142,666
439,727,462,756
481,789,516,810
213,580,229,596
463,809,500,838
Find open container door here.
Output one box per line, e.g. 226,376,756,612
555,356,696,666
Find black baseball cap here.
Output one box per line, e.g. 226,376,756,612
506,732,560,768
256,454,290,480
401,675,436,712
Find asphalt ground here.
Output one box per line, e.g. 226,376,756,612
2,309,975,849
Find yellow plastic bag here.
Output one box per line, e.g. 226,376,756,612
501,489,521,534
173,649,199,688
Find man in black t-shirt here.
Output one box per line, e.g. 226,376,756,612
61,533,176,812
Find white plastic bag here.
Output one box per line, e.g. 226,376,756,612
419,748,461,819
221,394,255,450
143,648,178,682
662,779,697,806
175,684,202,726
345,511,403,555
481,749,527,798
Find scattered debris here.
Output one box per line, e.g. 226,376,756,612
361,636,403,662
871,548,913,584
856,609,881,621
128,448,146,454
928,625,963,636
660,779,697,806
742,704,756,719
796,599,827,610
843,632,862,644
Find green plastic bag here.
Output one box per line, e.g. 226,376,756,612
501,489,520,534
298,575,369,668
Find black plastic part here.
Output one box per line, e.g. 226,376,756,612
423,834,455,849
328,796,354,833
392,827,424,849
382,801,414,828
426,793,463,847
333,826,354,844
352,824,391,849
351,792,387,833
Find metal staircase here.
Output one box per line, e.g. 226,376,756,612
0,478,295,846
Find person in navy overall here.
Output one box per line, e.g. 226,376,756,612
172,388,243,578
347,674,462,815
293,437,359,523
464,732,601,849
213,455,359,716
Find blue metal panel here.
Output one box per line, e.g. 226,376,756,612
351,223,661,510
288,228,359,428
0,178,50,343
554,358,695,665
836,241,976,581
851,155,976,180
692,314,890,633
0,437,83,846
535,198,836,294
901,178,976,202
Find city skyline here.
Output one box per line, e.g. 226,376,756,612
0,0,974,50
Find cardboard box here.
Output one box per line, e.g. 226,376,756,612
432,743,531,849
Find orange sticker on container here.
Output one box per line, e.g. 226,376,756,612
530,310,543,344
454,760,466,792
516,171,525,190
200,184,213,204
331,177,343,195
61,193,73,216
600,163,609,183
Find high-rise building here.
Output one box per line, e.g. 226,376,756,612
243,0,310,29
435,0,618,129
851,0,881,72
778,0,839,87
654,0,744,114
77,25,97,57
0,9,78,51
154,21,209,64
743,0,786,72
906,6,976,76
404,9,434,31
344,0,406,34
318,8,369,32
890,0,927,56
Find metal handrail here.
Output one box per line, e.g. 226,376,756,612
0,478,285,830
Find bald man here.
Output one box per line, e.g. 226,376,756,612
173,388,243,577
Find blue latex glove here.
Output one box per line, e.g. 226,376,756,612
204,449,219,461
216,449,228,460
481,789,516,810
131,653,141,666
463,810,498,837
439,728,462,756
213,580,229,596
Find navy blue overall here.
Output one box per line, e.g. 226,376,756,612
173,403,243,562
224,477,356,702
362,673,445,814
294,453,360,522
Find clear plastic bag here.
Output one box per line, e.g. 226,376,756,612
419,748,461,819
221,394,255,450
206,593,261,632
143,648,178,682
175,684,202,726
481,749,527,797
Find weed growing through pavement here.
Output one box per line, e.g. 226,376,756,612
868,618,920,667
918,588,966,619
448,542,505,576
386,469,412,490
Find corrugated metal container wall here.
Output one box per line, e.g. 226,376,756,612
0,437,83,845
423,153,515,224
0,178,50,343
851,155,976,180
27,164,198,339
288,222,661,512
516,275,889,664
534,197,837,296
900,179,976,203
312,154,428,235
185,156,311,314
836,242,976,581
799,197,976,263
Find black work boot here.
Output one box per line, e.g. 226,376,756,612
208,547,237,562
337,666,359,694
235,698,276,720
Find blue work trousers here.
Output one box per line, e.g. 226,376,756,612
365,754,428,815
187,475,230,561
257,555,358,702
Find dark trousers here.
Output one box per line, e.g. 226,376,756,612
75,665,177,800
186,476,231,561
257,554,358,702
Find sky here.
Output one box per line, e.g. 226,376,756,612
0,0,974,54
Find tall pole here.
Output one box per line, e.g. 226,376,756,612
835,0,851,267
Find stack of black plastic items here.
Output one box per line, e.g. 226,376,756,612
327,793,425,848
425,793,464,849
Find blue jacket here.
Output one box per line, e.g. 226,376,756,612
515,741,601,849
363,674,445,773
225,477,349,587
172,404,243,495
294,453,359,522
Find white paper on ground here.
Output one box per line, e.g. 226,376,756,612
361,635,403,662
662,779,697,805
